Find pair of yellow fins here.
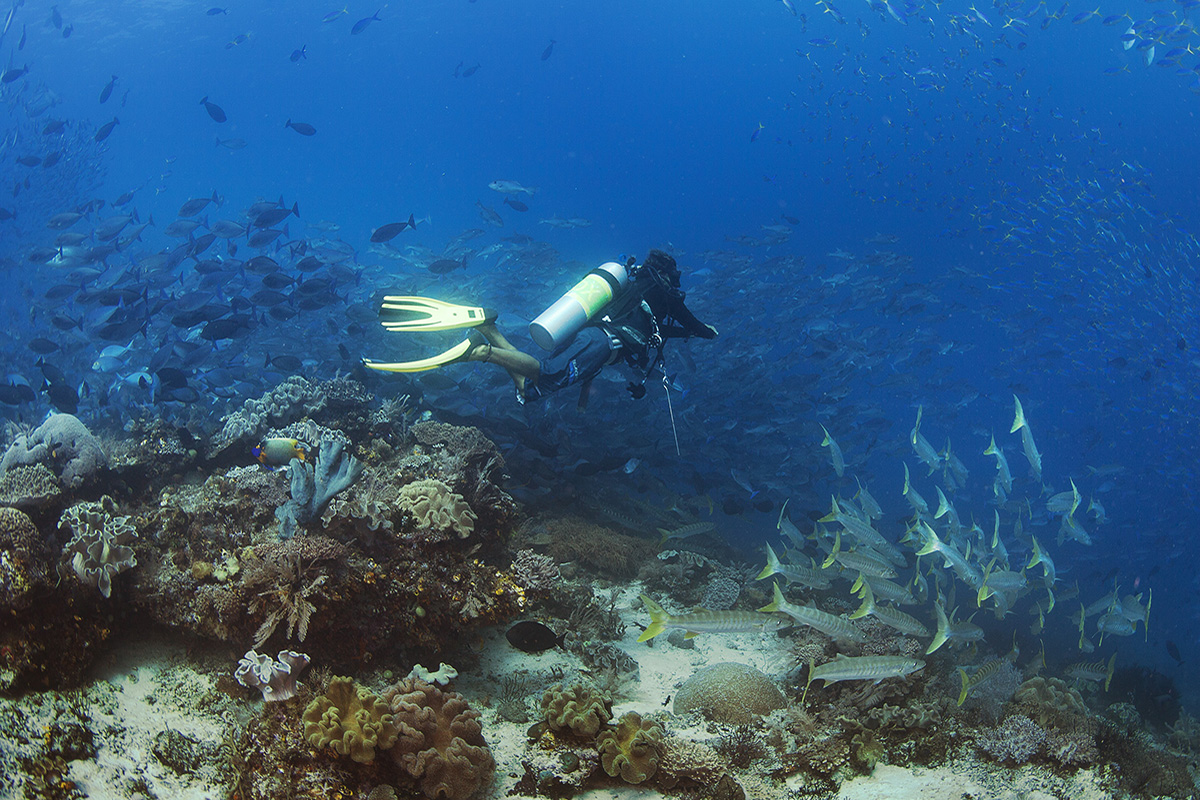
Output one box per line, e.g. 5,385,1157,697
361,296,495,373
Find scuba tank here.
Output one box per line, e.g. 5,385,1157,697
529,261,629,351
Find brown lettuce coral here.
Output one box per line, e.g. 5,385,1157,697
302,676,398,764
384,676,494,800
398,479,477,540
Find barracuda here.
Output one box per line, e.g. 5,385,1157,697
637,594,790,643
759,582,866,644
803,654,925,703
849,580,929,638
755,543,832,590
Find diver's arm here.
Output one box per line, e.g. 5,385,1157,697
660,296,718,339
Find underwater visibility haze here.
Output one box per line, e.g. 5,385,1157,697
1,0,1199,798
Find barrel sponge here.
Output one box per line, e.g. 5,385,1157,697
541,683,612,737
596,711,664,784
384,677,494,800
302,676,398,764
673,662,786,725
398,479,477,539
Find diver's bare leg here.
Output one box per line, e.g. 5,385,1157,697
467,323,540,394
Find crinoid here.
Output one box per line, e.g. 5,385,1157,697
246,551,328,649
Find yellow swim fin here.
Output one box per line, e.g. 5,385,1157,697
377,296,495,332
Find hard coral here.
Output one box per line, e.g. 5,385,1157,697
0,463,62,509
0,413,106,489
975,714,1045,764
596,711,663,784
0,506,53,611
56,496,137,598
384,676,494,800
303,676,398,764
398,479,477,540
673,663,786,725
542,683,613,738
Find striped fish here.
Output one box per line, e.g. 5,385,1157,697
755,543,832,590
803,655,925,703
637,594,790,642
849,580,929,638
758,582,865,644
1064,653,1116,691
657,521,716,546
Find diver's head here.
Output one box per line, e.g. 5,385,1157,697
643,249,681,289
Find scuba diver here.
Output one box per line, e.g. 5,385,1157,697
362,249,718,406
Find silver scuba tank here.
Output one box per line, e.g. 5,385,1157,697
528,261,629,351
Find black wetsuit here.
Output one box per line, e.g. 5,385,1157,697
528,263,716,401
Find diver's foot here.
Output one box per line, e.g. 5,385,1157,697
462,329,493,363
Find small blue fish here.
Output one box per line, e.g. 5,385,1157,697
751,122,766,142
351,9,381,35
290,45,307,62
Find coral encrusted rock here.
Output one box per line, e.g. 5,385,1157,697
0,413,106,489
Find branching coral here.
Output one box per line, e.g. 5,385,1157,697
303,676,398,764
384,676,494,800
975,714,1045,764
276,439,364,538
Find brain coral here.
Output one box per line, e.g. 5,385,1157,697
596,711,664,784
303,676,398,764
398,479,477,539
673,662,786,725
0,413,106,489
384,676,494,800
542,683,612,738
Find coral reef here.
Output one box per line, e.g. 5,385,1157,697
673,662,786,725
208,376,328,459
538,516,657,580
303,676,398,764
235,649,310,702
509,549,560,595
0,463,62,509
398,479,477,540
596,711,664,784
0,506,54,611
384,676,494,800
276,439,364,538
0,414,106,489
542,683,613,738
56,496,138,598
974,714,1045,764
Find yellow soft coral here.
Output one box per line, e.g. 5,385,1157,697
541,684,612,737
596,712,663,784
398,479,477,539
303,676,398,763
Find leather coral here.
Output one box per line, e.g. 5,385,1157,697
384,676,494,800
